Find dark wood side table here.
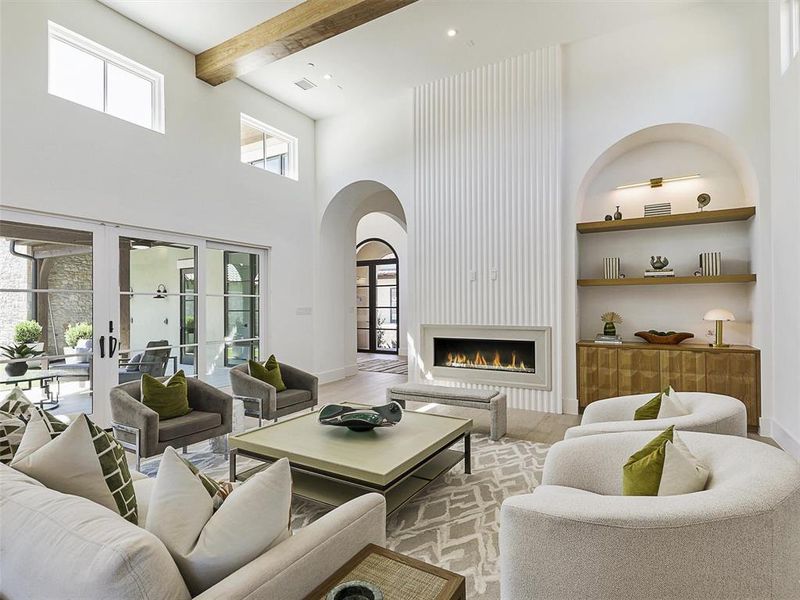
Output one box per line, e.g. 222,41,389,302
304,544,466,600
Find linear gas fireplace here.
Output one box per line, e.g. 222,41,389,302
421,324,551,390
434,338,536,374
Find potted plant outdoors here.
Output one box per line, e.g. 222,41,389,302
600,311,623,337
63,322,93,365
14,320,44,352
1,343,45,378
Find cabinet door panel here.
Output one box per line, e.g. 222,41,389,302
706,353,759,427
618,349,661,395
597,348,618,400
578,346,599,408
661,350,706,391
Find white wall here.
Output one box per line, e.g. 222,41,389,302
315,2,772,418
314,96,412,381
0,0,316,372
562,2,771,415
356,212,408,356
767,2,800,457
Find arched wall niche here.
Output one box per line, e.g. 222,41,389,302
576,123,759,222
315,180,407,379
573,123,760,348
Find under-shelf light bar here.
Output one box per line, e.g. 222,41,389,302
616,173,701,190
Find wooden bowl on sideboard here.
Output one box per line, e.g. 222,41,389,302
634,331,695,345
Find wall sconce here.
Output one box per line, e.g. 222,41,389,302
616,174,701,190
154,284,168,299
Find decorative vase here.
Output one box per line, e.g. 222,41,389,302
613,206,622,220
604,215,613,221
4,361,28,378
603,322,617,336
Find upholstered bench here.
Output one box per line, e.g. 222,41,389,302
386,383,507,441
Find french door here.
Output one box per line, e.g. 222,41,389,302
356,258,399,354
0,208,268,428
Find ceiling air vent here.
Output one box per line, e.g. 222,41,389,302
294,78,316,91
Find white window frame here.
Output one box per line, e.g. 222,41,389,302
240,113,299,181
48,21,165,133
781,0,800,73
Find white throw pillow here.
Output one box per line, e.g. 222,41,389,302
10,412,138,523
146,447,292,595
658,431,710,496
657,386,690,419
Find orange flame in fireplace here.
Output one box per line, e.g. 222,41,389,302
446,351,528,371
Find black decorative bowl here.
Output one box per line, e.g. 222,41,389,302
318,402,403,432
326,580,383,600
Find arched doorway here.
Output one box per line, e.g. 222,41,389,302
315,180,407,379
356,238,399,354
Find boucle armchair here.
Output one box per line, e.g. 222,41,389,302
500,431,800,600
565,392,747,439
110,377,232,470
229,362,317,424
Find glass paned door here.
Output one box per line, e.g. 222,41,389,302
117,236,198,384
205,246,263,388
355,259,399,354
0,218,97,418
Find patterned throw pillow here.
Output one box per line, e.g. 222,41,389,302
178,453,237,511
0,410,26,464
0,388,35,422
10,412,138,524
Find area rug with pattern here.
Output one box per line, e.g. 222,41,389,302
357,357,409,375
141,434,549,600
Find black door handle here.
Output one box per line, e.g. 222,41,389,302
99,335,106,358
109,335,118,359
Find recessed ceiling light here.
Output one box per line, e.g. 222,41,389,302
447,29,458,37
307,62,315,67
323,73,333,80
337,85,343,90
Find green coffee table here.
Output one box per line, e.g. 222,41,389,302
228,404,472,516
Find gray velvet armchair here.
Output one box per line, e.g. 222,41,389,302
229,362,318,425
110,377,232,470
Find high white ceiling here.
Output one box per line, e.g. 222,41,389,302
100,1,691,120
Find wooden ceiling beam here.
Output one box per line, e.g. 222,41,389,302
196,0,419,86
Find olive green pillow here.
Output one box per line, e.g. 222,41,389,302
249,355,286,392
622,426,674,496
633,388,669,420
141,370,191,420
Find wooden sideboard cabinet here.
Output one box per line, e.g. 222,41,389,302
577,341,761,428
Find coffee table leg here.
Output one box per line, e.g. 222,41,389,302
229,448,237,482
464,432,471,475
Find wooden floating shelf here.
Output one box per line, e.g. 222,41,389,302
577,206,755,234
578,274,757,287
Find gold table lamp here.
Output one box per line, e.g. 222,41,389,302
703,309,735,347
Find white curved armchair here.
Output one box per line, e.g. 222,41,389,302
565,392,747,439
500,431,800,600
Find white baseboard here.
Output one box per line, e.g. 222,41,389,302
316,363,358,385
563,396,579,415
762,417,800,459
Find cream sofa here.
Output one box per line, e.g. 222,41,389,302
0,464,386,600
500,431,800,600
565,392,747,439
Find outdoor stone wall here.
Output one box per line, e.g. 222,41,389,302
43,253,92,353
0,240,32,345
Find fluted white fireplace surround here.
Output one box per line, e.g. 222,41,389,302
421,324,552,390
411,46,562,412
